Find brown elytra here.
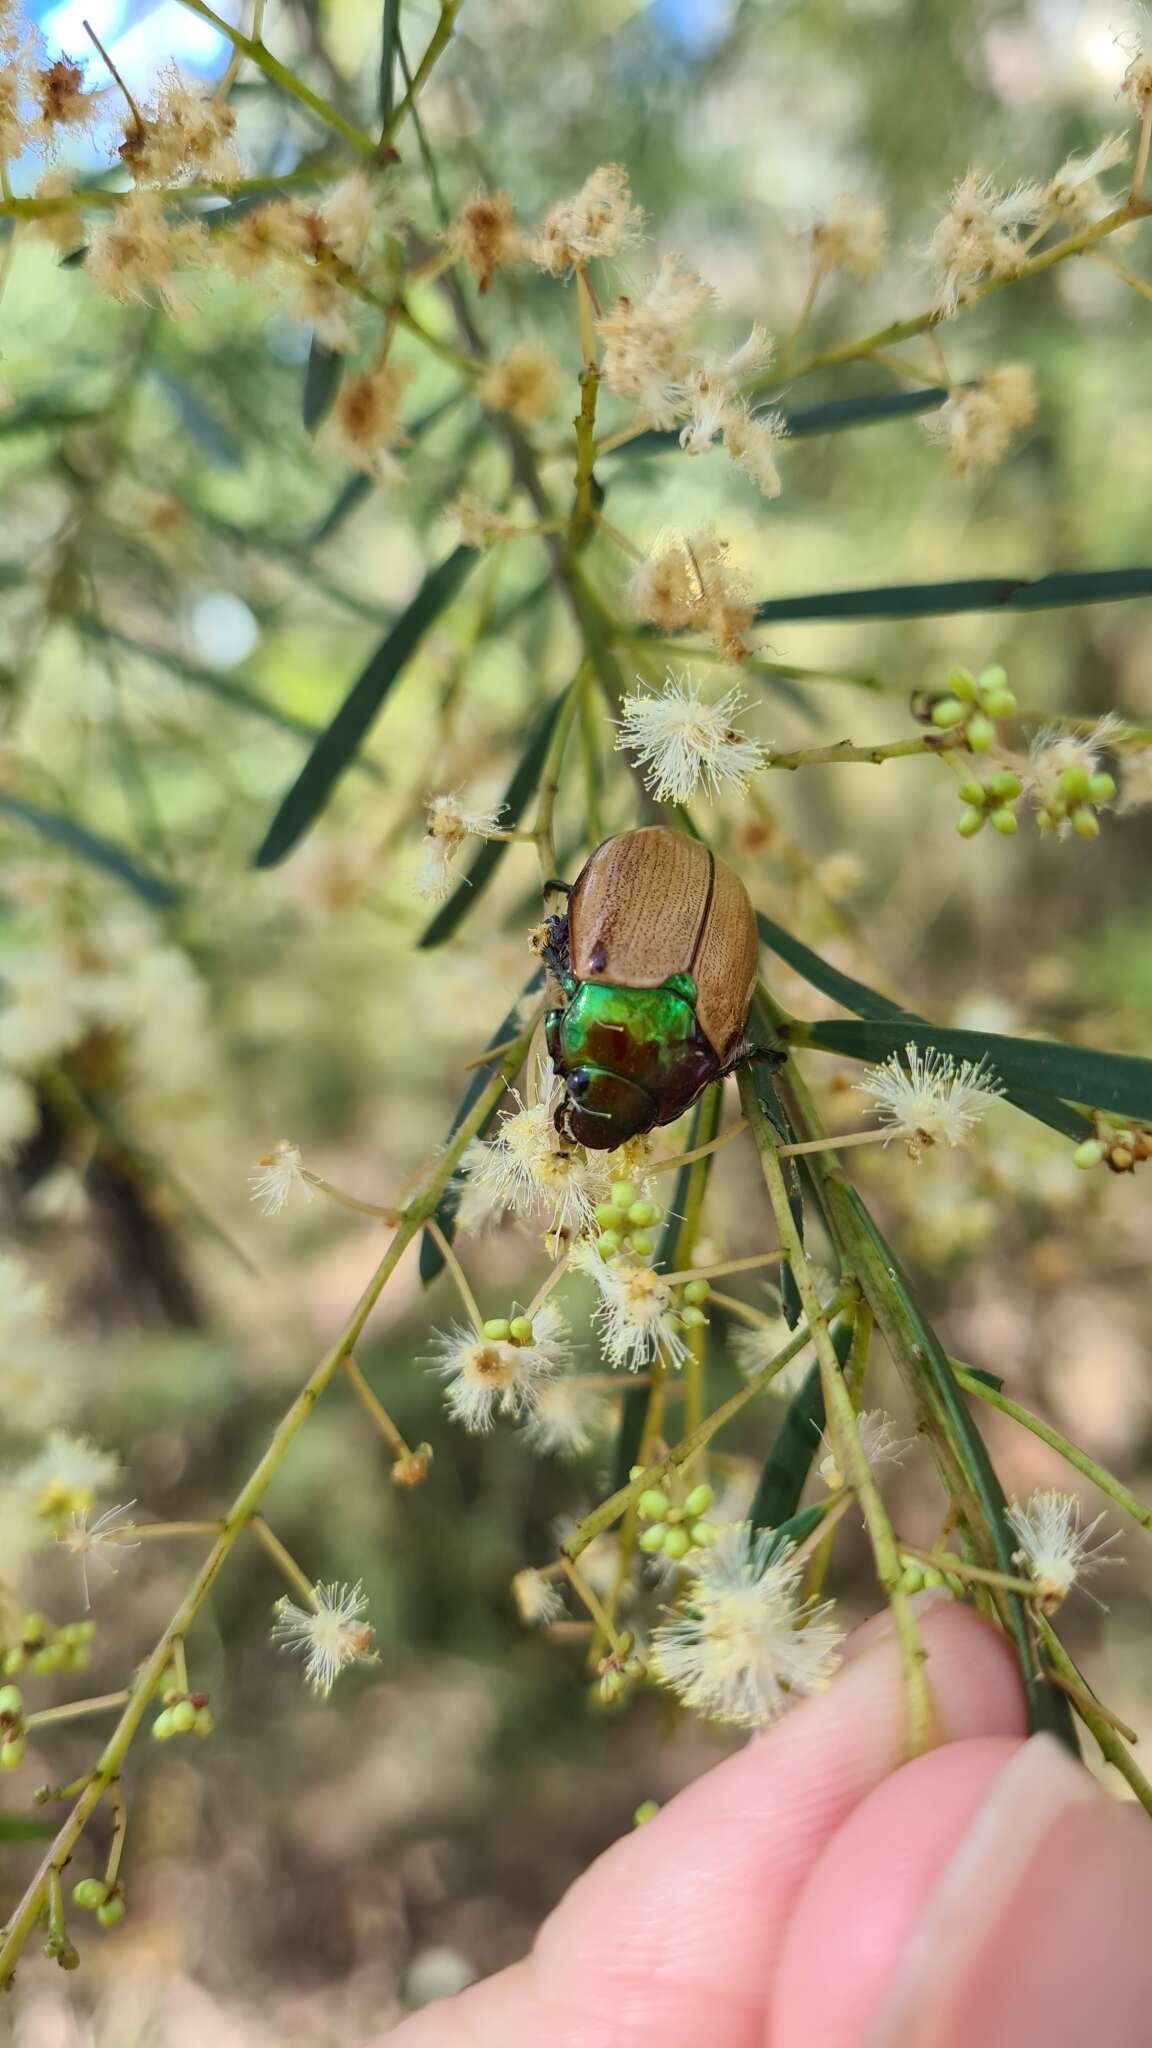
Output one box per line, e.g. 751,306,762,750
566,826,759,1064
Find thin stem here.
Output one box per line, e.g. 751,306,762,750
951,1365,1152,1534
301,1171,398,1219
385,1,463,148
899,1545,1038,1598
215,0,265,97
562,1287,852,1558
1035,1615,1152,1817
778,1128,887,1159
662,1251,783,1286
103,1781,127,1888
341,1355,410,1460
766,732,964,772
1133,104,1152,201
24,1693,131,1731
82,18,143,125
172,0,378,153
523,1252,573,1323
1043,1670,1139,1743
1088,247,1152,302
0,1038,530,1988
709,1289,784,1328
777,262,824,372
425,1217,484,1332
533,665,587,883
646,1118,748,1176
128,1521,224,1540
464,1032,522,1071
0,166,340,222
169,1640,189,1696
250,1518,317,1606
561,1557,625,1655
738,1066,935,1757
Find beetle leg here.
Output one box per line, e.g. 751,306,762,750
721,1039,787,1078
532,910,574,993
544,1009,564,1065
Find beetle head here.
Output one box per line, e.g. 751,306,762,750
555,1065,657,1151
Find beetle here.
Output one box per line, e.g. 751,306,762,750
538,826,762,1150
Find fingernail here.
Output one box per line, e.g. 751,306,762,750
870,1734,1100,2046
841,1587,957,1664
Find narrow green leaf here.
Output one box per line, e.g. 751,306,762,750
0,1813,55,1841
254,544,474,868
378,0,402,118
756,913,1090,1141
804,1016,1152,1126
760,1502,832,1561
0,400,104,438
419,970,543,1284
418,694,566,948
0,795,181,908
302,337,345,432
753,568,1152,625
748,1319,853,1531
611,387,949,459
148,369,242,469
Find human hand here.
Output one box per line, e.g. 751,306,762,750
387,1597,1152,2046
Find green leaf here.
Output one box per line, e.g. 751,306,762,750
418,693,566,947
756,913,1090,1141
378,0,402,118
0,795,181,908
0,1812,55,1842
803,1016,1152,1126
254,544,474,868
0,400,105,438
611,387,949,459
753,568,1152,625
419,970,543,1284
760,1502,832,1561
302,338,345,432
748,1319,853,1530
148,369,242,469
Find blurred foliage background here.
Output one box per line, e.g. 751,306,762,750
4,0,1152,2036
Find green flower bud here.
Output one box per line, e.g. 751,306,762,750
977,664,1008,693
170,1700,197,1735
966,713,995,753
152,1708,176,1741
690,1521,718,1546
981,689,1018,719
637,1488,670,1521
72,1878,109,1911
1034,806,1054,832
956,808,985,839
946,667,977,703
627,1200,655,1228
610,1181,636,1210
1071,806,1100,840
664,1506,684,1526
662,1527,692,1560
683,1484,713,1517
931,697,968,729
53,1938,81,1970
680,1305,709,1329
957,779,986,807
647,1203,665,1225
0,1684,23,1717
1073,1138,1107,1170
96,1895,126,1929
989,806,1019,835
1,1734,26,1767
193,1706,216,1737
599,1670,623,1703
898,1560,924,1595
638,1523,666,1553
508,1316,535,1346
1088,771,1116,803
921,1566,945,1589
682,1279,711,1306
1059,763,1092,802
627,1231,654,1258
30,1644,65,1675
594,1203,624,1232
4,1647,25,1674
987,770,1022,802
481,1318,511,1342
597,1231,622,1259
633,1800,660,1827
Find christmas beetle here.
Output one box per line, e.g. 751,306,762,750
539,826,761,1150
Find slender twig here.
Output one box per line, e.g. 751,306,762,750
24,1693,131,1731
1035,1614,1152,1816
951,1364,1152,1534
104,1781,127,1887
172,0,379,154
661,1251,783,1286
340,1355,412,1460
425,1217,485,1331
645,1118,748,1177
250,1517,317,1606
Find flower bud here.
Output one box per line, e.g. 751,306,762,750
946,667,977,703
1073,1138,1106,1170
690,1520,717,1546
152,1708,176,1741
170,1700,197,1735
956,808,984,838
1059,763,1092,802
981,688,1018,718
193,1706,215,1737
987,770,1022,802
1,1735,27,1768
597,1230,622,1258
680,1304,709,1329
96,1895,126,1929
931,697,967,729
683,1483,713,1516
682,1279,711,1306
638,1488,670,1520
0,1684,23,1717
662,1526,691,1560
1070,806,1100,840
481,1317,511,1341
989,806,1019,835
508,1316,535,1346
957,779,986,806
1088,771,1116,803
72,1878,109,1911
610,1181,636,1210
594,1203,624,1231
965,713,995,753
638,1522,666,1553
628,1230,654,1257
633,1800,660,1826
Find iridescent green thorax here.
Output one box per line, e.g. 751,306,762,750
547,977,721,1148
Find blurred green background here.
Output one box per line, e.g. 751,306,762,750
4,0,1152,2035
